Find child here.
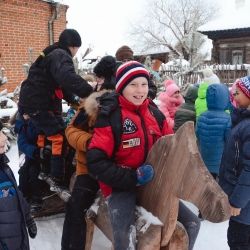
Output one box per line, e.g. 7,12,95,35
196,84,231,179
158,80,183,128
195,83,209,121
14,111,46,212
18,29,93,192
86,61,200,250
174,85,198,132
0,120,37,249
219,76,250,250
61,56,116,250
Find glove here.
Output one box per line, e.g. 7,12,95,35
136,164,154,186
40,145,52,161
26,214,37,239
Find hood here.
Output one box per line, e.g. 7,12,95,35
206,84,231,110
198,83,209,99
184,86,198,103
84,89,113,118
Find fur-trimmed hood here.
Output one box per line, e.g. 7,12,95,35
84,89,114,118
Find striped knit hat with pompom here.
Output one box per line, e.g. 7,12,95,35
115,61,150,93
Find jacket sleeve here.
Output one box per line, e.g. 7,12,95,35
86,114,138,189
229,135,250,208
15,121,38,159
224,116,232,140
47,51,93,98
65,109,92,152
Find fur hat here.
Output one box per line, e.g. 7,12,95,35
116,61,150,93
93,56,116,79
164,79,175,88
59,29,82,47
165,84,180,97
115,46,134,62
235,75,250,99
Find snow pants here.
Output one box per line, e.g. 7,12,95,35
227,218,250,250
106,189,137,250
61,174,99,250
24,110,67,180
178,201,201,250
18,158,43,200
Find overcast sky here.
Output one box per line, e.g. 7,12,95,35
57,0,248,58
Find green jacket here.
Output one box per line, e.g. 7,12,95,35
195,83,209,121
174,86,198,132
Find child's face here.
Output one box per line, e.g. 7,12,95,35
172,90,180,99
96,76,105,91
122,77,148,105
0,130,7,154
234,86,250,108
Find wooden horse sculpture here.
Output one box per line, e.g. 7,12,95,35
85,121,231,249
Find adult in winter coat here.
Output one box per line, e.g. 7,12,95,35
194,83,209,121
0,120,37,250
61,56,116,250
158,81,183,129
219,75,250,249
196,84,232,178
13,111,46,212
86,62,200,250
174,85,198,132
115,45,157,99
18,29,93,191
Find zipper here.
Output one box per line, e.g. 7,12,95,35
0,239,8,250
136,109,148,162
235,140,239,176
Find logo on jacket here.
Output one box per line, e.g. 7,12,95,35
122,138,140,148
123,118,138,134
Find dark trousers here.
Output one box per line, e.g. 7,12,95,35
228,218,250,250
25,110,67,179
106,189,137,250
178,201,201,250
18,158,42,200
61,174,99,250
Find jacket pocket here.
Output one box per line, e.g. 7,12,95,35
224,169,238,186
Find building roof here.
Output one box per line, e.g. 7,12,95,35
198,1,250,39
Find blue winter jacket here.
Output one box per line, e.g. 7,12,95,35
14,112,39,160
196,84,232,173
219,108,250,225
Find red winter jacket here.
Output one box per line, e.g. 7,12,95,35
86,92,173,197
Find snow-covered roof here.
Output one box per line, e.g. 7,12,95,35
198,1,250,32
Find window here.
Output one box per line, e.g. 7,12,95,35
232,50,243,65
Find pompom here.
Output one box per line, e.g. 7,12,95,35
164,80,175,88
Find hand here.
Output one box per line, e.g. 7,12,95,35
230,205,241,217
136,164,154,186
40,145,52,161
26,214,37,239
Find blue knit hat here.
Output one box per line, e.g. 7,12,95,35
115,61,150,93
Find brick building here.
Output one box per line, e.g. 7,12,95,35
0,0,68,92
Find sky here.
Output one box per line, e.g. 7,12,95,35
54,0,248,60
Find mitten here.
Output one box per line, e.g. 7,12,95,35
41,145,52,161
26,214,37,239
136,164,154,186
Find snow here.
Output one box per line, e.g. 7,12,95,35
198,0,250,31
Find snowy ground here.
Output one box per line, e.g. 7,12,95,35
5,140,230,250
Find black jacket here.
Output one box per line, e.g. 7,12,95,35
19,47,93,113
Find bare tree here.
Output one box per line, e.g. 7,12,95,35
129,0,219,60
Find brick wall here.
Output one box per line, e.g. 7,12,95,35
0,0,68,92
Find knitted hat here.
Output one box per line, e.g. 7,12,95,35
59,29,82,47
235,75,250,99
93,56,116,78
164,79,175,88
115,46,134,62
116,61,150,93
165,84,180,97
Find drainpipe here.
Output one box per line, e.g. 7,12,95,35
49,2,61,45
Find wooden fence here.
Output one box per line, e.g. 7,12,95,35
160,64,250,86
